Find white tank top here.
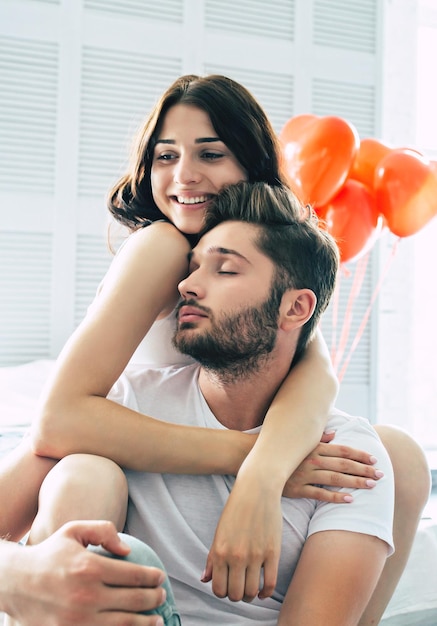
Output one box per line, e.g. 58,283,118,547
129,310,194,367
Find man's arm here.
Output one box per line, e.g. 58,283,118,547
278,529,389,625
0,521,166,626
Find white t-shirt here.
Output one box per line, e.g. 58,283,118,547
129,311,194,367
109,364,395,626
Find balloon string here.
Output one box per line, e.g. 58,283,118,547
337,237,400,383
333,253,370,372
329,269,342,365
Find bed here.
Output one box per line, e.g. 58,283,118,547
1,360,436,624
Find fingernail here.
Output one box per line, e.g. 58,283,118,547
369,455,378,464
155,618,164,626
200,569,207,582
374,470,384,478
324,428,336,434
366,479,377,487
343,495,354,502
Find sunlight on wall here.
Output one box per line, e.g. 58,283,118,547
412,22,437,448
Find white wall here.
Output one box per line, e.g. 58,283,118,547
376,0,437,450
1,0,417,429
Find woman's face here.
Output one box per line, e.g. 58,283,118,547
151,104,247,234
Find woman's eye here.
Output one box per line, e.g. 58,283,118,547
218,270,237,275
156,153,176,161
202,152,223,161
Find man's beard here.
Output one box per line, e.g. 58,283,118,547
173,292,281,383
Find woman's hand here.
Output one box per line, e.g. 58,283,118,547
282,432,384,502
202,475,282,603
203,433,384,603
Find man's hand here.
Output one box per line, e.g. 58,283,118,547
283,432,385,502
3,520,166,626
202,476,282,603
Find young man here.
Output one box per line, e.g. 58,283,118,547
114,181,394,624
1,181,394,625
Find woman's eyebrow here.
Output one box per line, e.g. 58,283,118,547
155,137,221,145
195,137,220,144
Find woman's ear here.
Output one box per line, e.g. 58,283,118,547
279,289,317,330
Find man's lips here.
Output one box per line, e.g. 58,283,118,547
178,305,209,324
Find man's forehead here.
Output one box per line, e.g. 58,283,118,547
195,221,259,257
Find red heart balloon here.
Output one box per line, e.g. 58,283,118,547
320,179,381,264
374,150,437,238
349,138,392,190
280,115,359,207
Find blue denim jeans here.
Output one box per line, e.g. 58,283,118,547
89,533,181,625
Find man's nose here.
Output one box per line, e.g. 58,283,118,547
178,271,203,298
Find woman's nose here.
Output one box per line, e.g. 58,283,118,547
174,155,201,185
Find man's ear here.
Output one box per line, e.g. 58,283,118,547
279,289,317,330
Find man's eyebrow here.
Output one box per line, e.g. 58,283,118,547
155,137,221,145
188,246,251,264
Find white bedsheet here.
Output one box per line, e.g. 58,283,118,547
0,360,436,625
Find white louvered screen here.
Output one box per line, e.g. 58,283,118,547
312,80,376,137
0,232,52,365
84,0,184,22
0,0,384,420
78,46,183,198
74,234,112,326
321,262,374,384
205,0,295,40
0,35,58,194
205,64,294,134
313,0,377,53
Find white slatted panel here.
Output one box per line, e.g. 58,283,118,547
74,234,112,325
313,0,377,52
84,0,183,22
205,0,295,40
321,261,374,385
312,79,376,137
0,0,382,417
78,47,182,198
0,232,52,366
305,0,379,398
205,64,294,134
0,35,58,194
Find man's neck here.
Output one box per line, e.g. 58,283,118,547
197,352,291,431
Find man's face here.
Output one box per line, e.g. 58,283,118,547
173,221,282,377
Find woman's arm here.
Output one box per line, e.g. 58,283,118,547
203,329,340,601
240,327,338,489
31,221,251,474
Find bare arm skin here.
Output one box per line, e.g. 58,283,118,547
25,221,381,605
204,329,340,600
31,222,251,475
0,521,166,626
278,530,388,625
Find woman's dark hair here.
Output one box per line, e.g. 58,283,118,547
107,74,288,231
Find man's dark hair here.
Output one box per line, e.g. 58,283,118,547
202,181,339,362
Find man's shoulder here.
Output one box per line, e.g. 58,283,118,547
326,407,376,436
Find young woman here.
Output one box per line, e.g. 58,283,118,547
0,75,430,623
